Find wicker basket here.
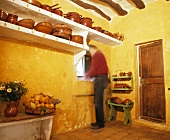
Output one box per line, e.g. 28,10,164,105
25,106,55,115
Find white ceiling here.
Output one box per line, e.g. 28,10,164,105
68,0,157,20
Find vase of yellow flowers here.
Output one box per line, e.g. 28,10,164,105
0,80,28,117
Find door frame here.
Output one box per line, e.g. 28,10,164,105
135,39,164,120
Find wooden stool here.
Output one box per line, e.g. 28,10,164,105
108,100,134,125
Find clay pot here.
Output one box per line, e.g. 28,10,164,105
118,34,124,41
52,24,72,40
22,0,42,7
110,97,122,104
36,21,52,27
52,9,63,16
127,71,132,76
80,17,93,28
41,4,58,12
4,101,19,117
119,72,125,76
112,32,119,39
7,14,18,24
64,12,81,23
0,9,7,21
64,12,82,23
65,12,81,17
122,99,132,105
34,24,53,34
92,26,102,32
17,19,35,29
102,30,113,37
71,35,83,44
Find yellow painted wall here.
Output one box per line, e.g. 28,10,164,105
0,0,112,135
109,0,170,130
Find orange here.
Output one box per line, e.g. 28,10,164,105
45,103,50,109
41,103,45,107
30,97,35,103
49,103,54,109
45,95,49,100
35,100,39,104
40,96,46,103
36,103,41,108
45,96,49,103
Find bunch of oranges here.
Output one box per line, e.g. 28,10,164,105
25,93,55,109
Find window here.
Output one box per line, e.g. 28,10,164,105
76,55,91,77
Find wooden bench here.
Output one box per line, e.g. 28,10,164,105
108,100,134,125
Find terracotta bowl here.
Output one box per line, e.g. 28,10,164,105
122,99,132,105
0,9,7,21
92,26,102,32
119,72,125,76
64,15,80,23
52,32,71,40
102,30,113,37
34,25,53,34
17,19,35,29
53,24,72,35
41,4,51,11
22,0,42,7
41,4,59,11
112,33,119,39
52,9,63,16
64,12,81,18
80,17,93,28
7,14,18,24
71,35,83,44
36,21,52,27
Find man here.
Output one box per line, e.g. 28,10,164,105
85,44,109,129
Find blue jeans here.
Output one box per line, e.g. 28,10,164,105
94,75,108,126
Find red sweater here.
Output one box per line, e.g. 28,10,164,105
85,51,108,78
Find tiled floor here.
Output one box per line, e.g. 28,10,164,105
50,121,170,140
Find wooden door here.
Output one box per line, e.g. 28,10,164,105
138,39,166,122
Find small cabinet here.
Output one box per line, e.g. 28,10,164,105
111,75,133,91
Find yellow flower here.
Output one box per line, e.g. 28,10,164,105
0,86,5,90
7,88,12,93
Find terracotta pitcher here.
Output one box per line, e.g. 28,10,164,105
4,101,19,117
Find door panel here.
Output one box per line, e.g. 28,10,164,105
139,40,165,122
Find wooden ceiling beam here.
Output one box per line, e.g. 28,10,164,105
130,0,145,9
70,0,111,21
99,0,128,16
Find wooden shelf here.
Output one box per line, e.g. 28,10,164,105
112,75,133,92
111,88,133,91
112,76,132,79
0,0,122,53
88,28,122,46
0,21,87,53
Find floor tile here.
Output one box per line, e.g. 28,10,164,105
50,121,170,140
